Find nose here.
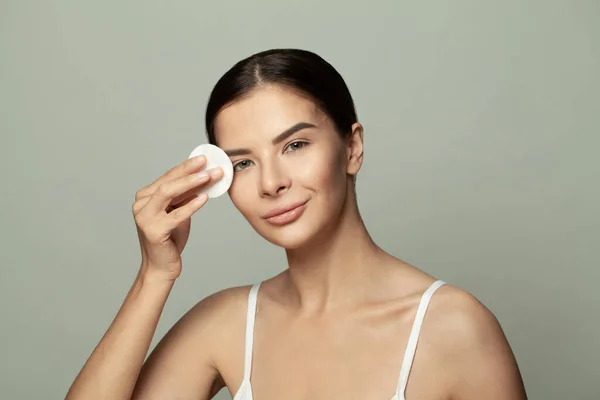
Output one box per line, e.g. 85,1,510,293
259,158,290,197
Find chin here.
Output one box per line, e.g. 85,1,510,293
258,223,319,250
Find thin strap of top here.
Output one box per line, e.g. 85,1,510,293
243,282,261,381
396,279,446,397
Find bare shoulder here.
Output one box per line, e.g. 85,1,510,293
165,283,254,364
156,283,252,348
184,284,252,329
427,284,501,347
132,284,253,399
424,283,527,399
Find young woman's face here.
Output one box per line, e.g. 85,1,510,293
213,85,360,249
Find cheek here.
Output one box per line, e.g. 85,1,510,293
300,145,347,197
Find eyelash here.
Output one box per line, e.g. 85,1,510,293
232,140,310,172
284,140,309,153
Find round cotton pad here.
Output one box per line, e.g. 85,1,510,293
188,144,233,198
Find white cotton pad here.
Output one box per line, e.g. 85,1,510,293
187,144,233,198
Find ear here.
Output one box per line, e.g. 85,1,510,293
345,122,364,176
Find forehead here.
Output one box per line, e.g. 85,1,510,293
213,85,328,147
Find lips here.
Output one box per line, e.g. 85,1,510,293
262,200,309,226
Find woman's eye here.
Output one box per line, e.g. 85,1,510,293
284,141,309,153
233,159,253,172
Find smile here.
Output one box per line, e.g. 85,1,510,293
262,200,309,226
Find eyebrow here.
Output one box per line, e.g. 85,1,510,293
223,122,317,157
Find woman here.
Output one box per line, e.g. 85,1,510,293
66,48,527,399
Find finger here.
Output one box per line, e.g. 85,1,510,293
135,155,207,201
133,168,213,216
170,167,224,207
167,190,201,212
163,193,209,229
133,166,224,215
145,171,210,214
145,167,223,215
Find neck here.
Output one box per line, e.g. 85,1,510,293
283,191,386,313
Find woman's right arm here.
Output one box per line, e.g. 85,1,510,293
65,268,176,400
66,155,225,400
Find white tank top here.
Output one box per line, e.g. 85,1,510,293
233,279,446,400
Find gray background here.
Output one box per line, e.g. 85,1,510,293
1,1,598,399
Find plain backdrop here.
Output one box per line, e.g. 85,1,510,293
1,1,598,399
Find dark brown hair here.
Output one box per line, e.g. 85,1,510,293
205,48,358,144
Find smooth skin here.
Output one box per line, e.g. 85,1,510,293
66,85,527,400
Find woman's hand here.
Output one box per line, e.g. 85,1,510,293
132,155,223,281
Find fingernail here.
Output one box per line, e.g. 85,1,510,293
194,171,209,180
209,168,222,178
192,155,206,164
195,193,208,202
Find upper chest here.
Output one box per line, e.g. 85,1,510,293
219,300,451,400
